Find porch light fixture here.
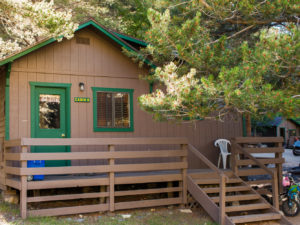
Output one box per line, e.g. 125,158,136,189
79,82,85,91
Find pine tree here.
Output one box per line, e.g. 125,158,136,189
118,0,299,134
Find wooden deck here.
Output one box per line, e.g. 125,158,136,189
0,136,292,224
3,137,188,218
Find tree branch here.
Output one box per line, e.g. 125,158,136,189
225,17,298,25
206,24,255,45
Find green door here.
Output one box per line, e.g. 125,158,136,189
32,86,69,167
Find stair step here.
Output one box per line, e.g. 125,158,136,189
225,203,270,212
230,212,281,223
196,178,242,185
211,194,260,203
203,185,251,194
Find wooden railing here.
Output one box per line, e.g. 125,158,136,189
188,144,228,225
231,137,284,210
4,137,188,218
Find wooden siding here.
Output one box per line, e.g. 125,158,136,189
8,27,242,167
276,118,299,145
0,67,6,188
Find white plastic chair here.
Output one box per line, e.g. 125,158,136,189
215,139,231,169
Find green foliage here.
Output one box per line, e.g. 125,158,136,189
123,0,300,121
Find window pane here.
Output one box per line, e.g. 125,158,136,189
39,94,60,129
97,91,130,128
114,93,129,128
97,92,113,127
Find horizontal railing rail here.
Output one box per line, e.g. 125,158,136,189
5,150,186,161
233,137,284,144
5,137,188,147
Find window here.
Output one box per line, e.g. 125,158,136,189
289,129,296,136
92,87,134,132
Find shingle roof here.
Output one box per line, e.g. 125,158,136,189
255,117,283,127
290,118,300,126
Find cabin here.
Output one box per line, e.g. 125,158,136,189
0,20,291,224
253,117,300,147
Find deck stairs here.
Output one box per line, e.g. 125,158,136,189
187,145,292,225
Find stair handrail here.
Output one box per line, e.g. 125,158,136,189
188,144,229,179
232,142,279,210
188,144,228,225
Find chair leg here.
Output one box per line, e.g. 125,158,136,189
218,154,221,168
222,154,227,169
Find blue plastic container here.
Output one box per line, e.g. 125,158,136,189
27,160,45,180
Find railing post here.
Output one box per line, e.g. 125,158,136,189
276,142,283,194
231,141,238,174
108,145,115,212
20,145,28,219
219,173,226,225
272,171,279,210
180,144,188,205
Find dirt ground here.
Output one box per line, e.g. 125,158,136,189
286,215,300,225
0,199,215,225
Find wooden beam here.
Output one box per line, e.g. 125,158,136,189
11,162,187,176
6,150,187,161
237,168,276,177
4,139,21,148
246,179,272,185
115,187,181,197
21,137,188,146
242,147,284,153
115,174,182,185
236,158,284,166
219,174,226,225
276,142,283,194
5,178,21,190
272,171,279,210
211,194,260,203
109,145,115,212
233,137,283,144
28,203,109,217
20,146,28,219
27,192,109,203
114,198,181,210
203,185,251,194
27,178,109,190
181,144,187,205
225,203,270,212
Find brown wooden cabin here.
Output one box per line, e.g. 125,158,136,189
0,20,290,224
0,19,242,170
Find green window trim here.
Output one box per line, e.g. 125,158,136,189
92,87,134,132
30,82,72,139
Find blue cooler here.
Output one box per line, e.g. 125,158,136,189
27,160,45,181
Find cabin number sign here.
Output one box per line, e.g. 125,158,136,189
74,97,90,103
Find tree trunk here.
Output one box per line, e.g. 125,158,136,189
245,114,252,137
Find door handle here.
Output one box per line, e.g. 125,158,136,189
61,133,66,138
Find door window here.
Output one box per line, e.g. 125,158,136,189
39,94,61,129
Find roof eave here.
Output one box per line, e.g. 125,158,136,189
0,20,155,69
